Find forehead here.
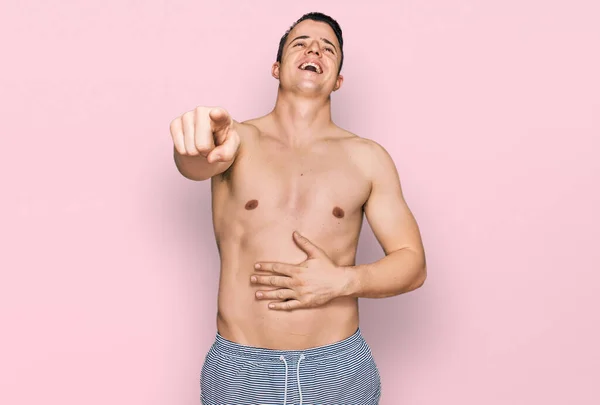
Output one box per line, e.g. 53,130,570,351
287,19,340,48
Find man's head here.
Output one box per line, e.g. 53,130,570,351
272,12,344,95
276,12,344,74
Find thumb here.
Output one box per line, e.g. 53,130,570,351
292,231,322,258
208,107,231,132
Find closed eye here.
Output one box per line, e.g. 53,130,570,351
293,41,335,54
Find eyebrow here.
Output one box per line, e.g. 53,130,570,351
290,35,337,52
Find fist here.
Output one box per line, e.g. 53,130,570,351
170,106,240,163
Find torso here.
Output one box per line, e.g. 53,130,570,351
211,115,374,349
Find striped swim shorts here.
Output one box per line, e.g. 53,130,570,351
200,328,381,405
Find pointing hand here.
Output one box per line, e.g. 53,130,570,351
170,106,240,163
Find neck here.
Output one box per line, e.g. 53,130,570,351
270,87,333,145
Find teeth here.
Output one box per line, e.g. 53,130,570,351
300,62,321,73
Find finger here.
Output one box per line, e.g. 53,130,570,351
250,275,293,288
292,231,323,258
268,300,303,311
194,108,215,156
182,111,200,155
208,107,232,132
207,130,240,163
169,117,186,155
255,288,295,301
254,262,297,276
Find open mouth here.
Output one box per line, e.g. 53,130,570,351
298,62,322,74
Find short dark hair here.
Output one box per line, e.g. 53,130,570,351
276,12,344,74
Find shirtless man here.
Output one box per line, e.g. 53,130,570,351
170,12,426,405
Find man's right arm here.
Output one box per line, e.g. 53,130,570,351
170,106,241,181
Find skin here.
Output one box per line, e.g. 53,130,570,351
170,20,427,350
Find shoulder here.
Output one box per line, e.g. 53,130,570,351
234,116,275,145
235,119,261,138
335,129,397,179
334,127,388,154
229,118,263,157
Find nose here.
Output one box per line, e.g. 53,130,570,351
306,40,322,57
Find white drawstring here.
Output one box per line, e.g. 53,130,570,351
280,354,306,405
297,354,306,405
279,355,289,405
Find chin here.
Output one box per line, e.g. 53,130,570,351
297,86,332,97
286,79,332,94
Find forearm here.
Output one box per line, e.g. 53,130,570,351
341,248,427,298
173,147,234,181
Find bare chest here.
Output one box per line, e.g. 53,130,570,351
224,140,371,220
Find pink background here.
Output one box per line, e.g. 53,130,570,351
1,0,599,404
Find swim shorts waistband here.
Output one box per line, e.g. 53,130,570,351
212,328,363,362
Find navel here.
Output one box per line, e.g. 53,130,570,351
332,206,345,218
245,199,259,210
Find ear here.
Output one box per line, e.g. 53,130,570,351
333,74,344,91
271,62,281,80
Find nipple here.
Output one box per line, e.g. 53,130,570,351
332,206,345,218
245,199,259,210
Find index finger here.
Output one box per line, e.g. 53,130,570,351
250,275,294,289
254,262,298,276
208,107,232,132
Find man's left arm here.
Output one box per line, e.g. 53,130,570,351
341,141,427,298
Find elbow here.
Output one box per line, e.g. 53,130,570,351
405,247,427,291
393,249,427,294
414,268,427,289
411,260,427,290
